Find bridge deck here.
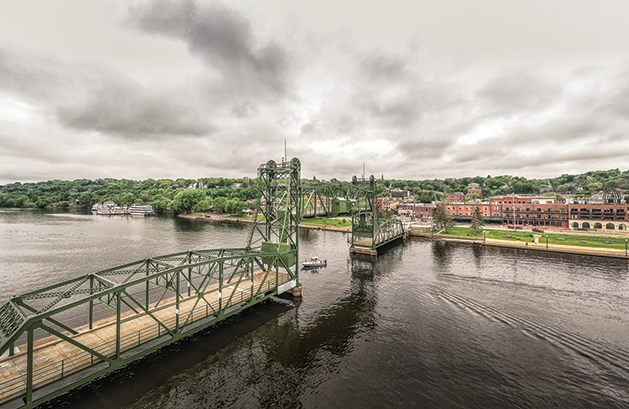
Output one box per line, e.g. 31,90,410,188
0,271,290,405
351,227,406,256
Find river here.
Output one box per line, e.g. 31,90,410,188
1,208,629,408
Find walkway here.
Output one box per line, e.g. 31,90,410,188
0,271,290,405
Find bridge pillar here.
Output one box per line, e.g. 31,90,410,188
291,285,303,298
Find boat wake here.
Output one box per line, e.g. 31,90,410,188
431,285,629,380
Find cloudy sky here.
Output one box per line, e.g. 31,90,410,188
1,0,629,184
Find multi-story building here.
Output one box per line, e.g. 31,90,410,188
467,183,482,198
390,188,411,198
445,194,629,231
568,203,628,231
446,192,465,203
446,202,494,222
502,202,569,229
397,203,435,220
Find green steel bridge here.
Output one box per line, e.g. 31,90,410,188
348,175,407,256
301,176,407,256
0,159,405,408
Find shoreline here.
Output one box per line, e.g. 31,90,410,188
179,213,629,259
413,233,629,260
178,213,352,233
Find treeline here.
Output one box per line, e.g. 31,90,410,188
3,168,629,212
0,177,261,214
384,168,629,203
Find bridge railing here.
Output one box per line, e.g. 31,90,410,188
373,219,406,247
0,250,293,408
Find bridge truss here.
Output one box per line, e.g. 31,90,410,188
0,158,302,409
300,181,350,218
349,175,406,256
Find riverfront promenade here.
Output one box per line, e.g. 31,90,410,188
414,232,629,259
180,213,353,232
186,213,629,259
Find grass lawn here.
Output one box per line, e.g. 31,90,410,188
439,226,629,251
300,217,351,227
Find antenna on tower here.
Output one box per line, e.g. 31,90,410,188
362,163,365,180
284,139,287,164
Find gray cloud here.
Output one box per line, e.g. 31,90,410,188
56,77,212,137
128,0,292,99
475,66,564,116
2,1,629,183
0,47,212,138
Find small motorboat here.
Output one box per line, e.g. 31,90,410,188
302,256,327,269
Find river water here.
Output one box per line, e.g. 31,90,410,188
2,208,629,409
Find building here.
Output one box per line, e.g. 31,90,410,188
444,194,629,230
446,202,498,223
466,183,482,199
568,203,628,231
446,192,465,203
390,188,411,198
396,203,435,220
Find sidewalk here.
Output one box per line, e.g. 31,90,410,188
427,234,629,260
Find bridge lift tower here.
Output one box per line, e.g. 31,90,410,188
349,175,406,256
0,158,302,409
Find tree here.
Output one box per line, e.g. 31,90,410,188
151,195,171,213
225,198,247,215
433,203,455,232
170,189,207,214
470,206,485,233
212,197,228,213
194,198,211,212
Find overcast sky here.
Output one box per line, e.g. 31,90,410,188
1,0,629,184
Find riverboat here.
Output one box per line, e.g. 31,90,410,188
92,202,130,215
129,204,154,216
302,256,327,269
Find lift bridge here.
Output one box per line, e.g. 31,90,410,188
301,176,406,256
0,158,302,409
348,175,406,256
301,180,352,218
0,159,406,408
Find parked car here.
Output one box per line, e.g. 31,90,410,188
532,227,545,232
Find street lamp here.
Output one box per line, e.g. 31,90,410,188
545,235,548,249
625,238,627,257
483,231,486,245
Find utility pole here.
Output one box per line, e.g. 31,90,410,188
513,194,516,230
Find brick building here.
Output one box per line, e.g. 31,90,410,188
397,203,435,220
467,183,482,198
444,194,629,231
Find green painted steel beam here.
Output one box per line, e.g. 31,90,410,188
0,158,302,409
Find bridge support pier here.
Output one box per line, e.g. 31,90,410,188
349,247,378,257
291,285,303,298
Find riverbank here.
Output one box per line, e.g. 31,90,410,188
180,213,629,259
413,231,629,260
178,213,352,233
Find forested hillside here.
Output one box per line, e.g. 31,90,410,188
384,168,629,203
0,177,260,214
1,168,628,210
